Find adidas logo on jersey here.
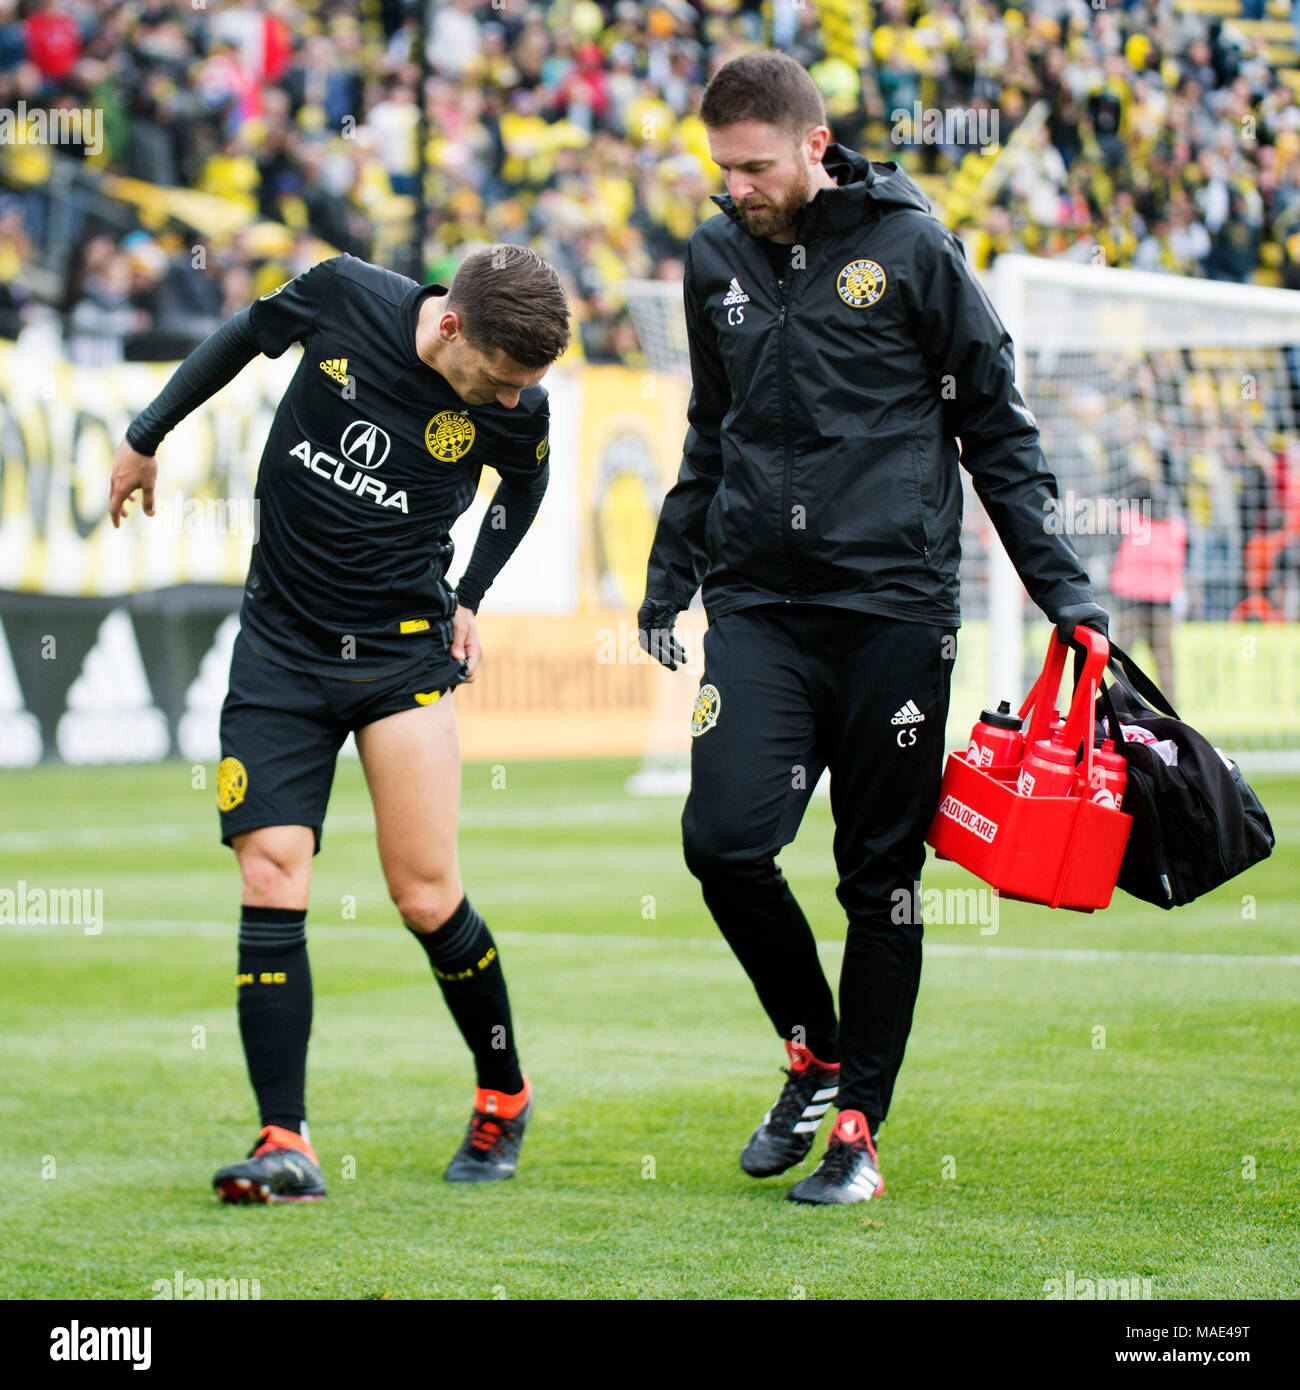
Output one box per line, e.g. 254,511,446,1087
890,700,925,726
722,278,750,305
319,357,350,384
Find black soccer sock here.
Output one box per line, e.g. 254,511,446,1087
237,906,312,1134
698,874,840,1063
409,897,523,1094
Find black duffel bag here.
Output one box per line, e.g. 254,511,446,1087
1091,641,1275,909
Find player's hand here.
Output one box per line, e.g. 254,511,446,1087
1054,600,1110,690
637,599,686,671
108,439,158,529
1054,601,1109,646
451,603,481,683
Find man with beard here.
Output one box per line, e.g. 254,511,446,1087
638,51,1106,1205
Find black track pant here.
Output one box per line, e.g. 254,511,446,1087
682,603,956,1123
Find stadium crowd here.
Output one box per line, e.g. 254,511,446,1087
3,0,1300,363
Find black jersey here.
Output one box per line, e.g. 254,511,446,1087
238,254,550,678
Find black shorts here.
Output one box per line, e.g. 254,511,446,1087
216,630,467,854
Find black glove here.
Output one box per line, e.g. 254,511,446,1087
637,599,687,671
1054,601,1109,645
1054,601,1110,691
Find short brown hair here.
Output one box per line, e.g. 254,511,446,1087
446,244,571,369
699,51,826,140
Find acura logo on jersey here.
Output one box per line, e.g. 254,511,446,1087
340,420,391,470
289,440,409,513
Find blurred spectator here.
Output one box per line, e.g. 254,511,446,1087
65,250,149,366
0,200,31,337
1109,442,1188,702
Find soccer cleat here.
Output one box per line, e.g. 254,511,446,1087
740,1041,841,1177
213,1124,326,1204
444,1078,532,1183
786,1109,884,1205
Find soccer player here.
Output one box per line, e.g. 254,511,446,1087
109,246,569,1201
638,52,1107,1205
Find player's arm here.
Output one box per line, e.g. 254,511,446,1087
450,420,551,681
912,226,1107,643
638,239,731,669
109,259,342,527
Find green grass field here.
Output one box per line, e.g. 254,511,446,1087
2,756,1297,1300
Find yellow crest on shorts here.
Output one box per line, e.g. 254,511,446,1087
691,683,721,738
536,435,549,462
216,757,248,811
425,410,476,462
837,258,887,308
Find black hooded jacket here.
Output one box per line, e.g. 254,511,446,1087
643,144,1094,627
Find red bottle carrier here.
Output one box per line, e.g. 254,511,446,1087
925,627,1133,912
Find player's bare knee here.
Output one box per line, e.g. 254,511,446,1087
235,832,309,906
240,855,299,905
393,877,463,934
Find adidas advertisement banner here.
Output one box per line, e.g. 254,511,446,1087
0,595,686,767
0,588,241,766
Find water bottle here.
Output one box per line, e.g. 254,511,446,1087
1016,732,1078,798
966,700,1024,777
1084,738,1128,811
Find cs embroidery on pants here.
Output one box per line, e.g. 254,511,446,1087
691,683,721,737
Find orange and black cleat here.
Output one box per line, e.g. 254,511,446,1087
786,1110,884,1205
741,1041,840,1178
213,1124,326,1204
444,1078,532,1182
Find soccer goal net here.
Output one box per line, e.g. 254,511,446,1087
620,256,1300,793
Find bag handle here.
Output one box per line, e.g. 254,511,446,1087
1097,673,1128,762
1105,639,1181,720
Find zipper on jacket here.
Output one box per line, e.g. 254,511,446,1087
774,274,799,596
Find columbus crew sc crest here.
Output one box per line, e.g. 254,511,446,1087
216,757,248,811
425,410,476,462
837,258,887,308
691,684,721,737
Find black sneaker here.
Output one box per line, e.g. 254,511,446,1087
213,1125,326,1204
444,1080,532,1183
786,1110,884,1205
740,1042,841,1177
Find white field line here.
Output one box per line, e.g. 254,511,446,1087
3,918,1298,968
0,800,670,852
